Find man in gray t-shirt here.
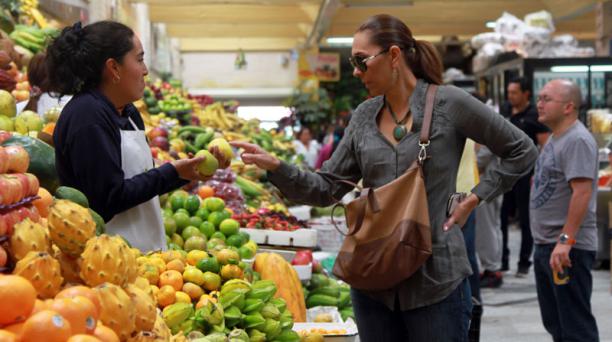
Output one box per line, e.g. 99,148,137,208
530,79,599,342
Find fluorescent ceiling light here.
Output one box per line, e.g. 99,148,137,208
237,106,291,122
326,37,354,45
590,65,612,72
550,66,589,73
486,21,496,29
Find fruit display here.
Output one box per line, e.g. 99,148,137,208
203,169,245,215
233,208,305,231
9,24,57,54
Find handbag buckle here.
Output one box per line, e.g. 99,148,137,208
418,141,430,164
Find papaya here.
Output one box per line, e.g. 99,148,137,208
1,134,59,192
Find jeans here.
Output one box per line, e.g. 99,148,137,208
534,244,599,342
351,279,473,342
501,173,533,270
462,212,480,301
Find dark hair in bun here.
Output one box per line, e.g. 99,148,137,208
46,20,135,96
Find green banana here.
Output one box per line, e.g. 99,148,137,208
340,307,355,321
177,125,209,136
309,286,340,297
339,290,351,308
235,175,264,198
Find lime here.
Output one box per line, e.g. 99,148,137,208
175,208,190,216
211,231,226,242
207,238,226,251
168,242,182,251
239,231,250,242
227,234,246,248
170,195,185,212
204,197,225,212
197,257,220,273
173,212,191,233
199,221,216,239
184,195,201,214
164,217,177,236
201,271,222,291
221,209,232,220
208,211,225,228
189,216,203,228
195,207,210,221
184,235,207,252
219,219,240,237
171,233,184,248
162,207,173,218
182,225,202,241
239,246,255,259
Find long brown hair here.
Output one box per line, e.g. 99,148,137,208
357,14,443,85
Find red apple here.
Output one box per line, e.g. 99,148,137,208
3,210,19,235
0,146,8,173
0,176,10,205
0,214,8,236
13,174,30,199
0,131,11,144
150,147,158,159
24,173,39,197
4,145,29,173
150,136,169,151
148,127,168,140
0,175,20,204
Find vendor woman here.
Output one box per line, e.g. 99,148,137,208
46,21,228,251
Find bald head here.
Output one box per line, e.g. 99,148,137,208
549,79,582,114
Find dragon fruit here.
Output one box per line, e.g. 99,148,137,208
94,282,136,341
10,218,51,260
48,199,96,257
79,234,138,287
125,284,157,331
13,251,63,298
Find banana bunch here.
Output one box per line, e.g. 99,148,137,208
18,0,47,28
223,131,249,142
9,24,53,53
197,102,245,131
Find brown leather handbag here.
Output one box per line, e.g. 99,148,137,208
331,85,438,291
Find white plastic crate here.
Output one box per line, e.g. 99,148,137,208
293,322,358,342
239,228,317,248
288,205,312,221
308,218,346,252
292,263,312,281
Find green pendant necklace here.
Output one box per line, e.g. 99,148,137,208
384,97,411,142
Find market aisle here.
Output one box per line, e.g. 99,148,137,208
481,225,612,341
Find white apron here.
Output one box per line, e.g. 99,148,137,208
106,117,166,252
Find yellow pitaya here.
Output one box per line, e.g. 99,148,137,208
13,251,63,299
10,218,51,260
79,234,138,287
48,199,96,257
94,282,136,341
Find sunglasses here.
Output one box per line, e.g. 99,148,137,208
349,49,389,72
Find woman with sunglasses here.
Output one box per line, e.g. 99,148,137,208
232,14,537,341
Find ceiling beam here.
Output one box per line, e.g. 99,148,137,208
305,0,342,48
166,23,308,38
149,4,315,24
179,37,302,51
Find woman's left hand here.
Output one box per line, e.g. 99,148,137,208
443,193,480,231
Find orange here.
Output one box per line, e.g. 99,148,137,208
50,296,97,334
160,250,184,264
0,275,37,325
2,322,23,340
182,282,204,301
197,185,215,199
175,291,191,303
32,188,52,218
158,270,183,291
92,324,119,342
156,285,176,307
30,299,48,315
55,286,101,316
0,330,16,342
67,334,102,342
42,123,55,136
21,310,72,342
165,259,185,273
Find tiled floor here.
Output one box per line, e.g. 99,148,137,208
480,225,612,341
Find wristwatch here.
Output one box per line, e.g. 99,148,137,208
559,233,576,246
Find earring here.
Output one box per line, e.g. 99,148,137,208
113,76,120,84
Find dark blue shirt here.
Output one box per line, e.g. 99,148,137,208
54,89,186,222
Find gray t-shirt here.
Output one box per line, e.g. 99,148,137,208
530,121,598,251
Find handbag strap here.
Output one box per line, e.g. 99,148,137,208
418,84,438,164
331,187,379,237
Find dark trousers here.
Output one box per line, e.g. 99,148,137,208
500,173,533,269
534,244,599,342
351,279,472,342
462,212,480,301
